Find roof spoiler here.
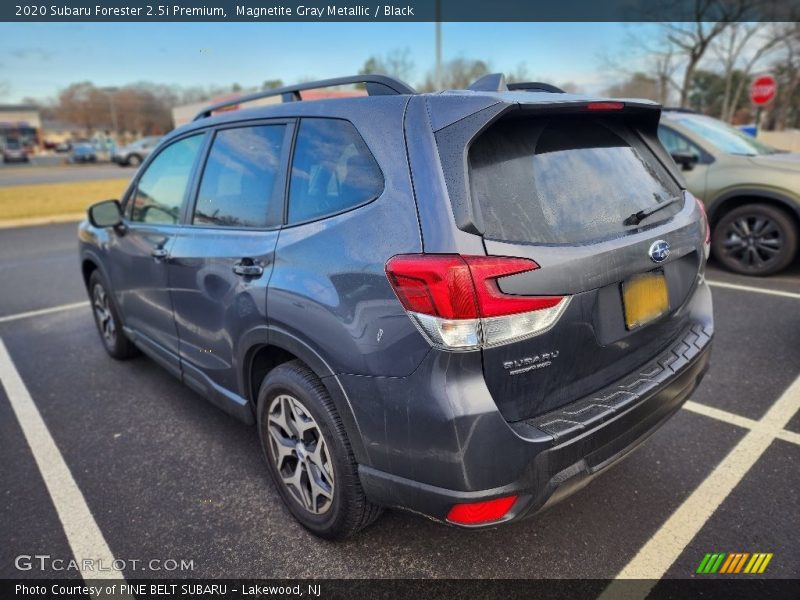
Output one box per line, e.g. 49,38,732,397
192,74,417,121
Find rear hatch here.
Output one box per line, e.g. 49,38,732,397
437,100,706,422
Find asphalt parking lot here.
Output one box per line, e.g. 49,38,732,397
0,222,798,586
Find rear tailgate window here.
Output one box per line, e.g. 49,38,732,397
468,115,682,244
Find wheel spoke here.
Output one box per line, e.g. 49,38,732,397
267,425,295,468
287,398,316,437
282,460,311,510
268,396,294,438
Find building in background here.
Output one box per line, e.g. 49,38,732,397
0,105,41,148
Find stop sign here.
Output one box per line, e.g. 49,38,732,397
750,75,777,106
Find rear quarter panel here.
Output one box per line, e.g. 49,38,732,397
267,99,429,377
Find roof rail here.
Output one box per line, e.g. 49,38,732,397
507,82,565,94
192,74,417,121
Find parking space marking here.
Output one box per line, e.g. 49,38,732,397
0,337,124,581
0,301,88,324
707,280,800,300
599,372,800,598
684,400,800,447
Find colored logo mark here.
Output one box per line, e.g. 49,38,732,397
696,552,773,574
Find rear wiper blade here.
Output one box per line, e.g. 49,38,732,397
624,196,681,227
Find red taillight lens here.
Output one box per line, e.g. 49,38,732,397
385,254,560,319
466,257,563,317
695,197,710,245
385,255,478,319
386,254,569,350
447,495,518,525
586,101,624,111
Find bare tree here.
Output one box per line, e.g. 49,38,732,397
359,47,415,83
0,81,9,99
765,24,800,130
604,73,662,101
711,22,789,121
419,57,490,91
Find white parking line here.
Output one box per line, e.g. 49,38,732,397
684,400,800,447
0,337,124,581
707,280,800,300
599,372,800,598
0,301,89,324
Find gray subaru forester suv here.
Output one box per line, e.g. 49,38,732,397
79,73,713,539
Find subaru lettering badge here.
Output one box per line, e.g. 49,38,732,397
649,240,670,263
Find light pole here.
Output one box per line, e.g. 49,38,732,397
435,0,442,90
99,86,119,134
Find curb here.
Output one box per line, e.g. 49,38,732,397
0,213,85,230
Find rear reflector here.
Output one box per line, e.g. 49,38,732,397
586,101,624,111
447,496,518,525
694,195,711,246
385,254,569,350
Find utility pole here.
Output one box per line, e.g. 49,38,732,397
100,87,119,134
435,0,442,90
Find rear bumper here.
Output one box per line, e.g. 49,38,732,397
358,326,712,527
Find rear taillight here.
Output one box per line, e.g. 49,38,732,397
694,196,711,255
447,495,518,525
385,254,569,351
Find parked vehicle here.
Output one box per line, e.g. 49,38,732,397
79,74,713,539
55,141,72,153
71,143,97,163
112,136,161,167
659,110,799,275
2,138,29,163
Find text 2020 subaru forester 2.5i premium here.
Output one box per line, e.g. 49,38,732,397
79,74,713,539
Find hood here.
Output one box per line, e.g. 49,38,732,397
747,152,800,173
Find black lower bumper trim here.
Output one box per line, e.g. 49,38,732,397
359,338,712,527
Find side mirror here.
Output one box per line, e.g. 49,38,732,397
88,199,123,228
670,151,699,172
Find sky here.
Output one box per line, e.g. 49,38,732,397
0,22,657,102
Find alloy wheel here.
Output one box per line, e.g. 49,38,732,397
92,283,116,345
266,394,335,515
720,214,783,271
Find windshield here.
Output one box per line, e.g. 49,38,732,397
675,115,777,156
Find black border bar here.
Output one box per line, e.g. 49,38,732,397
4,0,800,23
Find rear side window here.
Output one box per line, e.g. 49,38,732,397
288,119,383,224
469,117,681,244
130,134,203,225
658,125,704,160
194,125,286,228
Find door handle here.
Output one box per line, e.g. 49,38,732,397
151,248,169,260
233,259,264,278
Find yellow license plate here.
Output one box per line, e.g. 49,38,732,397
622,272,669,330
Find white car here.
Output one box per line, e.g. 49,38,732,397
112,136,161,167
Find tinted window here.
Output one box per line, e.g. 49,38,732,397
130,134,203,225
469,117,682,244
194,125,286,228
658,125,703,160
288,119,383,224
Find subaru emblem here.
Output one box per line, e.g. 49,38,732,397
649,240,670,263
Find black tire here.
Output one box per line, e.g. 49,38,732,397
256,360,382,539
88,271,138,359
712,203,798,276
127,154,142,167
